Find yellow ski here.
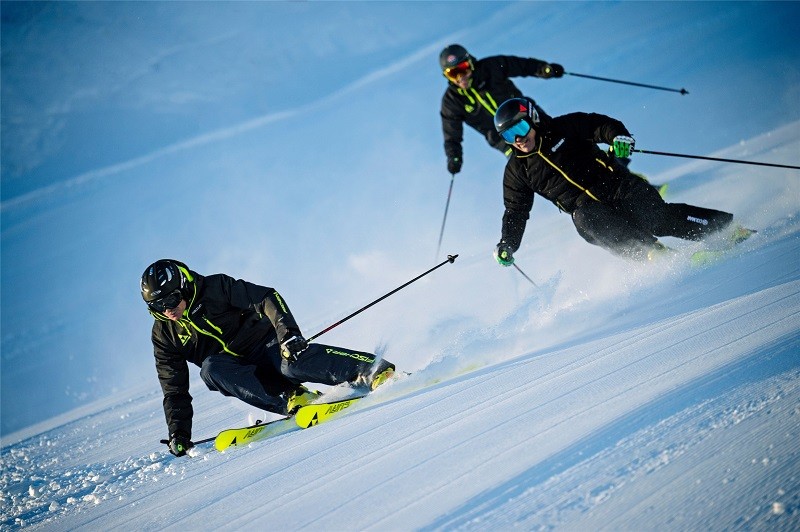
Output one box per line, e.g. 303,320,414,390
214,417,294,451
294,396,366,429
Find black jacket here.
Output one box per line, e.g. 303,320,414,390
150,270,300,438
500,112,633,250
440,55,553,159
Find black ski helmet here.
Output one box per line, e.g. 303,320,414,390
140,259,191,304
494,98,541,134
439,44,471,70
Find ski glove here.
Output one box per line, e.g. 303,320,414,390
168,432,193,457
281,335,309,363
447,156,462,175
494,243,515,267
612,135,635,159
542,63,564,78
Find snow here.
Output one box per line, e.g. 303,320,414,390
2,2,799,530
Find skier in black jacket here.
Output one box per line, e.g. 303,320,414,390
491,98,750,264
141,259,395,456
439,44,562,175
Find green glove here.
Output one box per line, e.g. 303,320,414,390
612,135,635,159
494,243,515,267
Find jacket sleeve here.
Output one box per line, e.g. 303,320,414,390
440,93,464,160
153,327,193,439
490,55,554,79
219,274,302,344
500,162,535,251
558,112,631,146
258,289,302,344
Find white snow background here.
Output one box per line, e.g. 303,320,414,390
2,1,799,530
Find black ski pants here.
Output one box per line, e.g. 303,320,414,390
200,341,378,415
571,176,733,259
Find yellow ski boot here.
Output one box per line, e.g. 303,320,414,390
286,385,322,414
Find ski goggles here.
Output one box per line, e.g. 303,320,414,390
147,289,183,312
443,60,472,82
500,119,532,143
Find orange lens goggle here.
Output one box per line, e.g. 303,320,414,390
443,60,472,81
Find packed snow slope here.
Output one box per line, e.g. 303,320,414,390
2,126,799,529
3,1,800,437
2,1,800,530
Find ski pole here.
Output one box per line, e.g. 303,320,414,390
159,416,289,449
307,254,459,342
566,72,688,95
513,263,538,288
436,174,456,260
160,435,215,446
635,148,800,170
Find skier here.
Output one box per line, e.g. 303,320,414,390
141,259,395,456
439,43,562,175
491,98,752,264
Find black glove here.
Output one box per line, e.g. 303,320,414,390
168,432,193,457
542,63,564,78
281,335,308,363
447,156,462,175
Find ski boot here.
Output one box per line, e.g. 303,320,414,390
369,360,396,391
646,241,673,262
286,385,322,415
354,359,396,391
730,225,756,245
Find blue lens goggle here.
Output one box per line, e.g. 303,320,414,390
500,120,531,143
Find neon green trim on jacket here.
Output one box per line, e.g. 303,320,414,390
534,137,600,202
182,318,243,357
457,88,501,116
273,291,288,314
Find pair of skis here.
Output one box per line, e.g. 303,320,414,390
690,227,757,267
161,394,368,453
215,394,366,451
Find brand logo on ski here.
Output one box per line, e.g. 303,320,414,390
325,402,352,414
244,426,265,438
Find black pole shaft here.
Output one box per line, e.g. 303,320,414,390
566,72,688,95
160,435,216,446
513,263,538,288
636,149,800,170
436,174,456,260
307,254,459,343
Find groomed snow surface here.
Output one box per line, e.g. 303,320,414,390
2,2,799,530
3,125,799,529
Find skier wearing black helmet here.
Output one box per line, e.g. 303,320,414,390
491,98,753,264
438,43,563,175
141,259,395,456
